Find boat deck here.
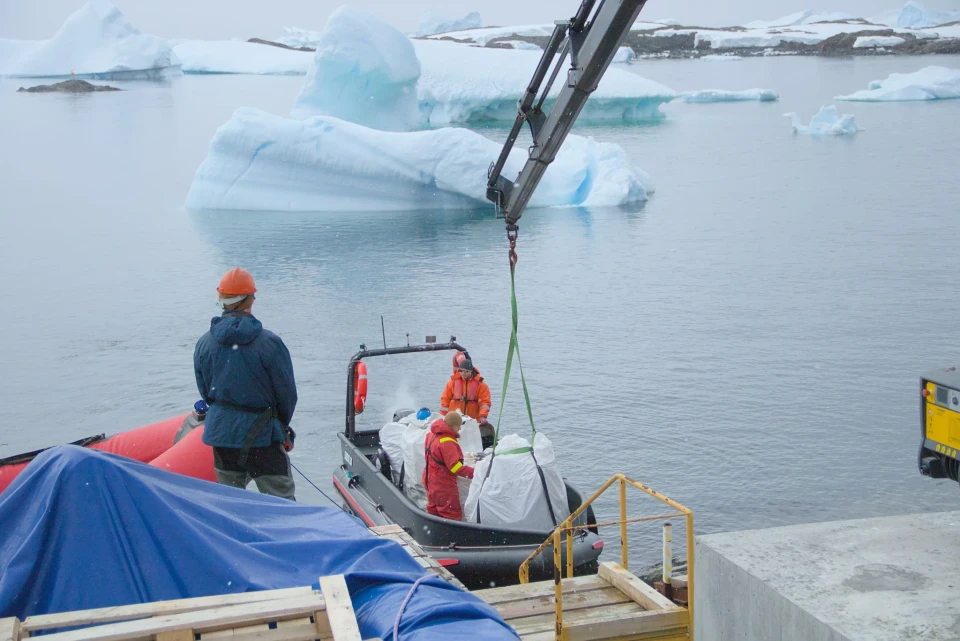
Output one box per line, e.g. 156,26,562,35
372,524,691,641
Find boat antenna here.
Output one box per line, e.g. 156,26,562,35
381,315,387,350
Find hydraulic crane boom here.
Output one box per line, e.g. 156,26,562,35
486,0,649,226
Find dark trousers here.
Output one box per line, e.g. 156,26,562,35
213,443,296,501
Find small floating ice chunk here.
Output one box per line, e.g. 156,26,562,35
613,46,635,63
785,105,862,135
835,66,960,101
699,54,742,61
678,88,779,103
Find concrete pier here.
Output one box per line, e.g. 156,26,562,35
695,511,960,640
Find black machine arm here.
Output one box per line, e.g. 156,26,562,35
486,0,649,225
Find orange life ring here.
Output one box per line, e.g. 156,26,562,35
354,361,368,413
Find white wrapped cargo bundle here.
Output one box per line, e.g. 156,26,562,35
463,432,570,530
378,413,482,514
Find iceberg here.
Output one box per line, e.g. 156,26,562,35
835,66,960,101
172,41,312,75
0,0,178,79
852,35,905,48
411,40,677,125
870,2,960,29
785,105,862,135
425,24,555,46
185,108,649,212
613,46,635,63
290,7,420,131
678,88,779,103
417,10,483,37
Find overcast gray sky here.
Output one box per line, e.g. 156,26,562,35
2,0,958,40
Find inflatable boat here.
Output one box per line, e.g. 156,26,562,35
334,340,603,589
0,409,215,494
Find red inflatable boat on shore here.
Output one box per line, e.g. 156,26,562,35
0,412,217,494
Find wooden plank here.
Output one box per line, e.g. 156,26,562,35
1,618,20,641
564,608,689,641
522,628,689,641
318,576,361,641
35,595,325,641
22,588,315,632
496,586,631,622
368,525,405,536
598,563,679,612
509,602,645,637
474,575,609,605
155,631,194,641
200,622,320,641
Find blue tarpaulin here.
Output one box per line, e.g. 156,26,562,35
0,446,518,640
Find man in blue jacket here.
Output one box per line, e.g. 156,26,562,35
194,267,298,500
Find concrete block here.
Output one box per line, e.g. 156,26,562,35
695,511,960,640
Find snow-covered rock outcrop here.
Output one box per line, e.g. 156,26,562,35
0,0,178,78
290,7,421,131
185,108,649,212
835,66,960,101
417,11,483,37
785,105,862,135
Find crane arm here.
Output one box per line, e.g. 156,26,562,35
486,0,649,226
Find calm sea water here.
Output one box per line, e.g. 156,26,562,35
2,54,959,569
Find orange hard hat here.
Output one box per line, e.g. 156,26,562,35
217,267,257,296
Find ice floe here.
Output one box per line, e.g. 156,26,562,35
785,105,862,135
678,89,779,103
172,41,311,75
835,65,960,101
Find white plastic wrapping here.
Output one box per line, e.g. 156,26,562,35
464,432,570,530
378,412,481,515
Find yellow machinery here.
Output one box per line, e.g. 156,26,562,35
919,369,960,482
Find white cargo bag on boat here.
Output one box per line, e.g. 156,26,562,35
379,413,482,514
464,432,570,530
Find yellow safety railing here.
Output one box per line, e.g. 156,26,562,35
518,473,694,641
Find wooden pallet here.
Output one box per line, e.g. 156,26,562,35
474,563,690,641
369,524,468,590
1,575,377,641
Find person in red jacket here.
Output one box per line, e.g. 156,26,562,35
422,412,474,520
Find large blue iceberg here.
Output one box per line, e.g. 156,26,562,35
0,447,517,641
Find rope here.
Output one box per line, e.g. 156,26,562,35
393,575,430,640
290,461,350,513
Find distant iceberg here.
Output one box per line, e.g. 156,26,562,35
290,7,421,131
745,10,858,29
276,27,323,50
417,11,483,37
613,46,635,63
411,40,677,125
172,41,312,75
679,89,779,103
0,0,178,79
785,106,862,135
835,66,960,101
870,1,960,29
185,108,649,212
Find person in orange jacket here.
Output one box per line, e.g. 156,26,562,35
440,358,492,426
423,412,474,520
